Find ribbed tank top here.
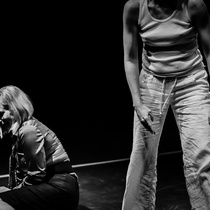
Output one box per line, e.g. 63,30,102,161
138,0,204,77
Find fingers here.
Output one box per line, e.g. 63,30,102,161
136,114,145,122
0,186,11,192
148,111,154,121
141,120,156,135
135,110,155,135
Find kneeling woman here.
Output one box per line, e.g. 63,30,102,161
0,85,79,210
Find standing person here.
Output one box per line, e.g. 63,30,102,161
122,0,210,209
0,85,79,210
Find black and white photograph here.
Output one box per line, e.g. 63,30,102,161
0,0,210,209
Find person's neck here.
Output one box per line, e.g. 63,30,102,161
148,0,179,19
153,0,178,10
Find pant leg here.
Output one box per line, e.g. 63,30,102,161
122,70,171,210
0,174,79,210
172,70,210,210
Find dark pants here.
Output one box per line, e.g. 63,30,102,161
0,173,79,210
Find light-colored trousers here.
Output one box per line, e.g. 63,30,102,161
122,68,210,210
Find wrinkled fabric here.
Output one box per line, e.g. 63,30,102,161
8,117,71,188
122,69,210,210
139,0,203,77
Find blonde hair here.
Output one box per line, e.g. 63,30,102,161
0,86,34,124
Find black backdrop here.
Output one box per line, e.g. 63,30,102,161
0,1,209,174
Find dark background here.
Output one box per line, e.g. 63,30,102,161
0,1,209,174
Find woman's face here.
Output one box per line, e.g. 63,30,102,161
0,107,14,139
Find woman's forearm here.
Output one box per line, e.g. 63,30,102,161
124,60,142,107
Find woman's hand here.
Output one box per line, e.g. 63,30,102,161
0,186,11,193
13,183,22,190
135,105,155,135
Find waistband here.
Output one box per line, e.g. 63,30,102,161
46,161,74,176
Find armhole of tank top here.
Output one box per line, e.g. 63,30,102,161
138,0,143,25
184,0,192,22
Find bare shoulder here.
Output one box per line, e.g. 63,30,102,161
123,0,139,14
187,0,209,22
123,0,140,22
187,0,208,14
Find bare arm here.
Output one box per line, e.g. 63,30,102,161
189,0,210,78
123,0,155,133
123,0,142,107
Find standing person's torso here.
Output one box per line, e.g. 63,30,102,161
138,0,204,77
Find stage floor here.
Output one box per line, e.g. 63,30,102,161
75,152,191,210
0,152,192,210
